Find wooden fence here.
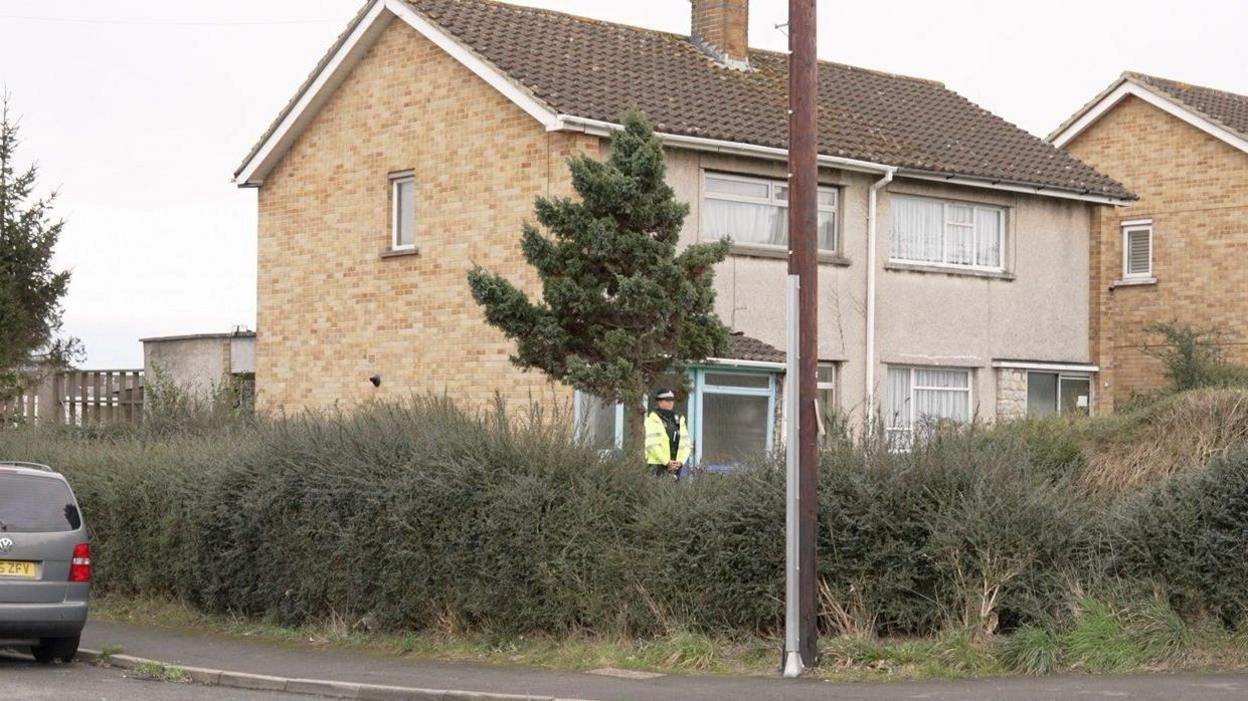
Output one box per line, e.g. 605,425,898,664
1,369,145,426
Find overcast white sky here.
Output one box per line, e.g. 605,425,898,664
1,0,1245,367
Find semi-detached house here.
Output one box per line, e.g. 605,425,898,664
235,0,1133,464
1051,72,1248,410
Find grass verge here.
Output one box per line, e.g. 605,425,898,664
91,595,1248,682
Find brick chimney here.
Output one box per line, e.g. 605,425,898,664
690,0,750,70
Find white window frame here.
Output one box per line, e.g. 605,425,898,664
1026,371,1094,417
702,172,839,252
890,195,1007,272
885,366,973,449
1121,220,1153,279
390,171,416,251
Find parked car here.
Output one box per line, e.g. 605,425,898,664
0,462,90,663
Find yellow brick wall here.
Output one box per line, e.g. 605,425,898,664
1066,95,1248,410
255,20,598,413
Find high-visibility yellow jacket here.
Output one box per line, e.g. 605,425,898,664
644,411,691,466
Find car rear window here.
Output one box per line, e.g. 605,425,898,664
0,474,81,533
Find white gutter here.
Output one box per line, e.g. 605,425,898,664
702,357,787,371
897,170,1132,206
864,167,896,427
554,115,893,175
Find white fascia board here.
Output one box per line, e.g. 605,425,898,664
235,0,392,186
701,357,787,371
897,170,1132,206
384,0,559,129
1050,80,1248,156
992,360,1099,373
235,0,561,187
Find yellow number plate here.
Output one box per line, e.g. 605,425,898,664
0,560,37,578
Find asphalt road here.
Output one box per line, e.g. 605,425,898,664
0,651,292,700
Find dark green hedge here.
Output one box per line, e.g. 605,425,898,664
3,398,1244,637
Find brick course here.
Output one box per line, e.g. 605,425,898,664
1066,95,1248,410
255,20,597,413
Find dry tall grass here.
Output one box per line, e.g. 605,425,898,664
1082,389,1248,495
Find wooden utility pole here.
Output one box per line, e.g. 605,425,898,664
788,0,819,670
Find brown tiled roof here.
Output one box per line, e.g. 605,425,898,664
724,333,785,364
400,0,1130,200
1127,72,1248,141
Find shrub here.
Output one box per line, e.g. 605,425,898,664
0,391,1244,645
1143,322,1248,393
1112,448,1248,626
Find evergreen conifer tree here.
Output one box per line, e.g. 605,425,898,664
468,111,731,454
0,95,78,398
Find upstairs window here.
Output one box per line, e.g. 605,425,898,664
703,173,838,251
891,195,1004,270
1122,221,1153,279
391,172,416,250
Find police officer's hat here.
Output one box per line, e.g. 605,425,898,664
654,389,676,401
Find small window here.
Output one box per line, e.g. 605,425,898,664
1122,222,1152,279
891,195,1005,271
391,173,416,250
886,366,972,449
703,173,838,252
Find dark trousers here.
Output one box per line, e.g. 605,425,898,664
651,464,677,478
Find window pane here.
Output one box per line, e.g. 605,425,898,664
576,394,618,451
886,367,912,429
1126,229,1151,275
707,175,769,199
1060,377,1091,416
948,204,974,225
394,178,415,247
818,189,837,208
915,388,969,424
1027,372,1058,418
700,393,770,466
776,185,789,201
975,208,1002,268
817,212,837,251
946,224,975,265
704,199,786,246
704,372,770,389
817,363,835,384
914,368,969,389
891,197,944,263
0,475,80,533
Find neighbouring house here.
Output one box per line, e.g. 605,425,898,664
1051,73,1248,410
142,329,256,401
235,0,1131,462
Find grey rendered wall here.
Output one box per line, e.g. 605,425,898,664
143,338,229,398
663,147,1092,426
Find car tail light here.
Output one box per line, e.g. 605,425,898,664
69,543,91,583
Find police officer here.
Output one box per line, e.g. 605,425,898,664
645,389,691,479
